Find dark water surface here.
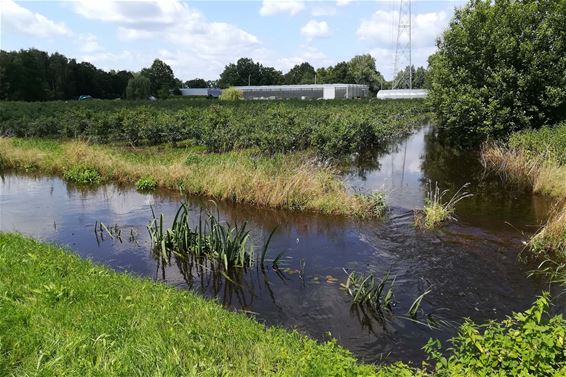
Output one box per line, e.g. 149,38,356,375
0,128,559,363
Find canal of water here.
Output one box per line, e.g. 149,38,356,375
1,127,561,363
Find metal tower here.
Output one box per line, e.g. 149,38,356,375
392,0,412,89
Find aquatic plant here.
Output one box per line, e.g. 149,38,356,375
416,181,473,229
136,176,157,191
63,165,101,185
355,192,387,219
147,203,276,270
342,270,395,317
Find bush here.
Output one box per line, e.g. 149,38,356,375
0,99,429,157
63,166,101,185
135,177,157,191
428,0,566,144
219,87,243,101
509,121,566,165
425,293,566,376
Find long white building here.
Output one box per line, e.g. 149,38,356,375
232,84,369,100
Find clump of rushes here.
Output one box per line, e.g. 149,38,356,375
416,181,473,229
147,203,276,270
135,176,157,191
63,165,101,185
341,270,395,317
355,192,387,219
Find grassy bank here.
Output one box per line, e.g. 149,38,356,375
0,138,387,217
482,122,566,279
2,233,565,376
0,233,376,376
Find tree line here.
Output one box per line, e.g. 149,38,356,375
0,48,428,102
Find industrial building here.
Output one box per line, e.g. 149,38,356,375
180,88,222,97
376,89,428,99
232,84,369,100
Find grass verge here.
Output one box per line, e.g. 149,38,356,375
0,233,376,376
0,137,380,217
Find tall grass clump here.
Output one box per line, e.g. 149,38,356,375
342,270,395,318
416,181,473,229
147,203,274,270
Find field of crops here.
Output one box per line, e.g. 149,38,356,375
0,98,429,157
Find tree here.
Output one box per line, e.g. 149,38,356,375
219,87,243,101
141,59,177,97
348,54,383,93
126,75,151,100
218,58,282,88
185,78,208,88
392,65,428,89
284,62,315,85
428,0,566,144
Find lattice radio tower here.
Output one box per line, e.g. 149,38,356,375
392,0,412,89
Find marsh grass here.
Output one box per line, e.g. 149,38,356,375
0,138,384,217
416,181,473,229
341,270,395,319
147,203,276,270
482,141,566,284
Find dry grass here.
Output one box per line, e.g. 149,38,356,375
482,143,566,276
0,137,379,217
481,144,566,198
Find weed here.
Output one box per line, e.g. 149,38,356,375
416,181,473,229
341,270,395,318
63,166,101,185
135,176,157,191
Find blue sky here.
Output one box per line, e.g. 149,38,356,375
1,0,466,81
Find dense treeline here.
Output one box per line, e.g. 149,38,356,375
429,0,566,144
0,48,428,101
0,99,429,158
0,49,133,101
0,49,183,101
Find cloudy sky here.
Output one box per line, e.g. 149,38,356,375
0,0,466,81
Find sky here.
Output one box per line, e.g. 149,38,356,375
0,0,466,81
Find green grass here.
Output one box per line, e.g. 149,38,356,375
0,233,376,376
135,176,157,191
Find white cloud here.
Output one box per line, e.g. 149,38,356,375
301,20,331,40
276,45,331,72
357,10,448,48
78,33,103,53
259,0,305,16
336,0,353,6
1,0,71,38
310,5,336,17
72,0,261,79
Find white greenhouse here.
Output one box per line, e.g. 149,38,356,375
232,84,369,100
376,89,428,99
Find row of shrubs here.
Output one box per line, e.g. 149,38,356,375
0,99,429,157
508,121,566,165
